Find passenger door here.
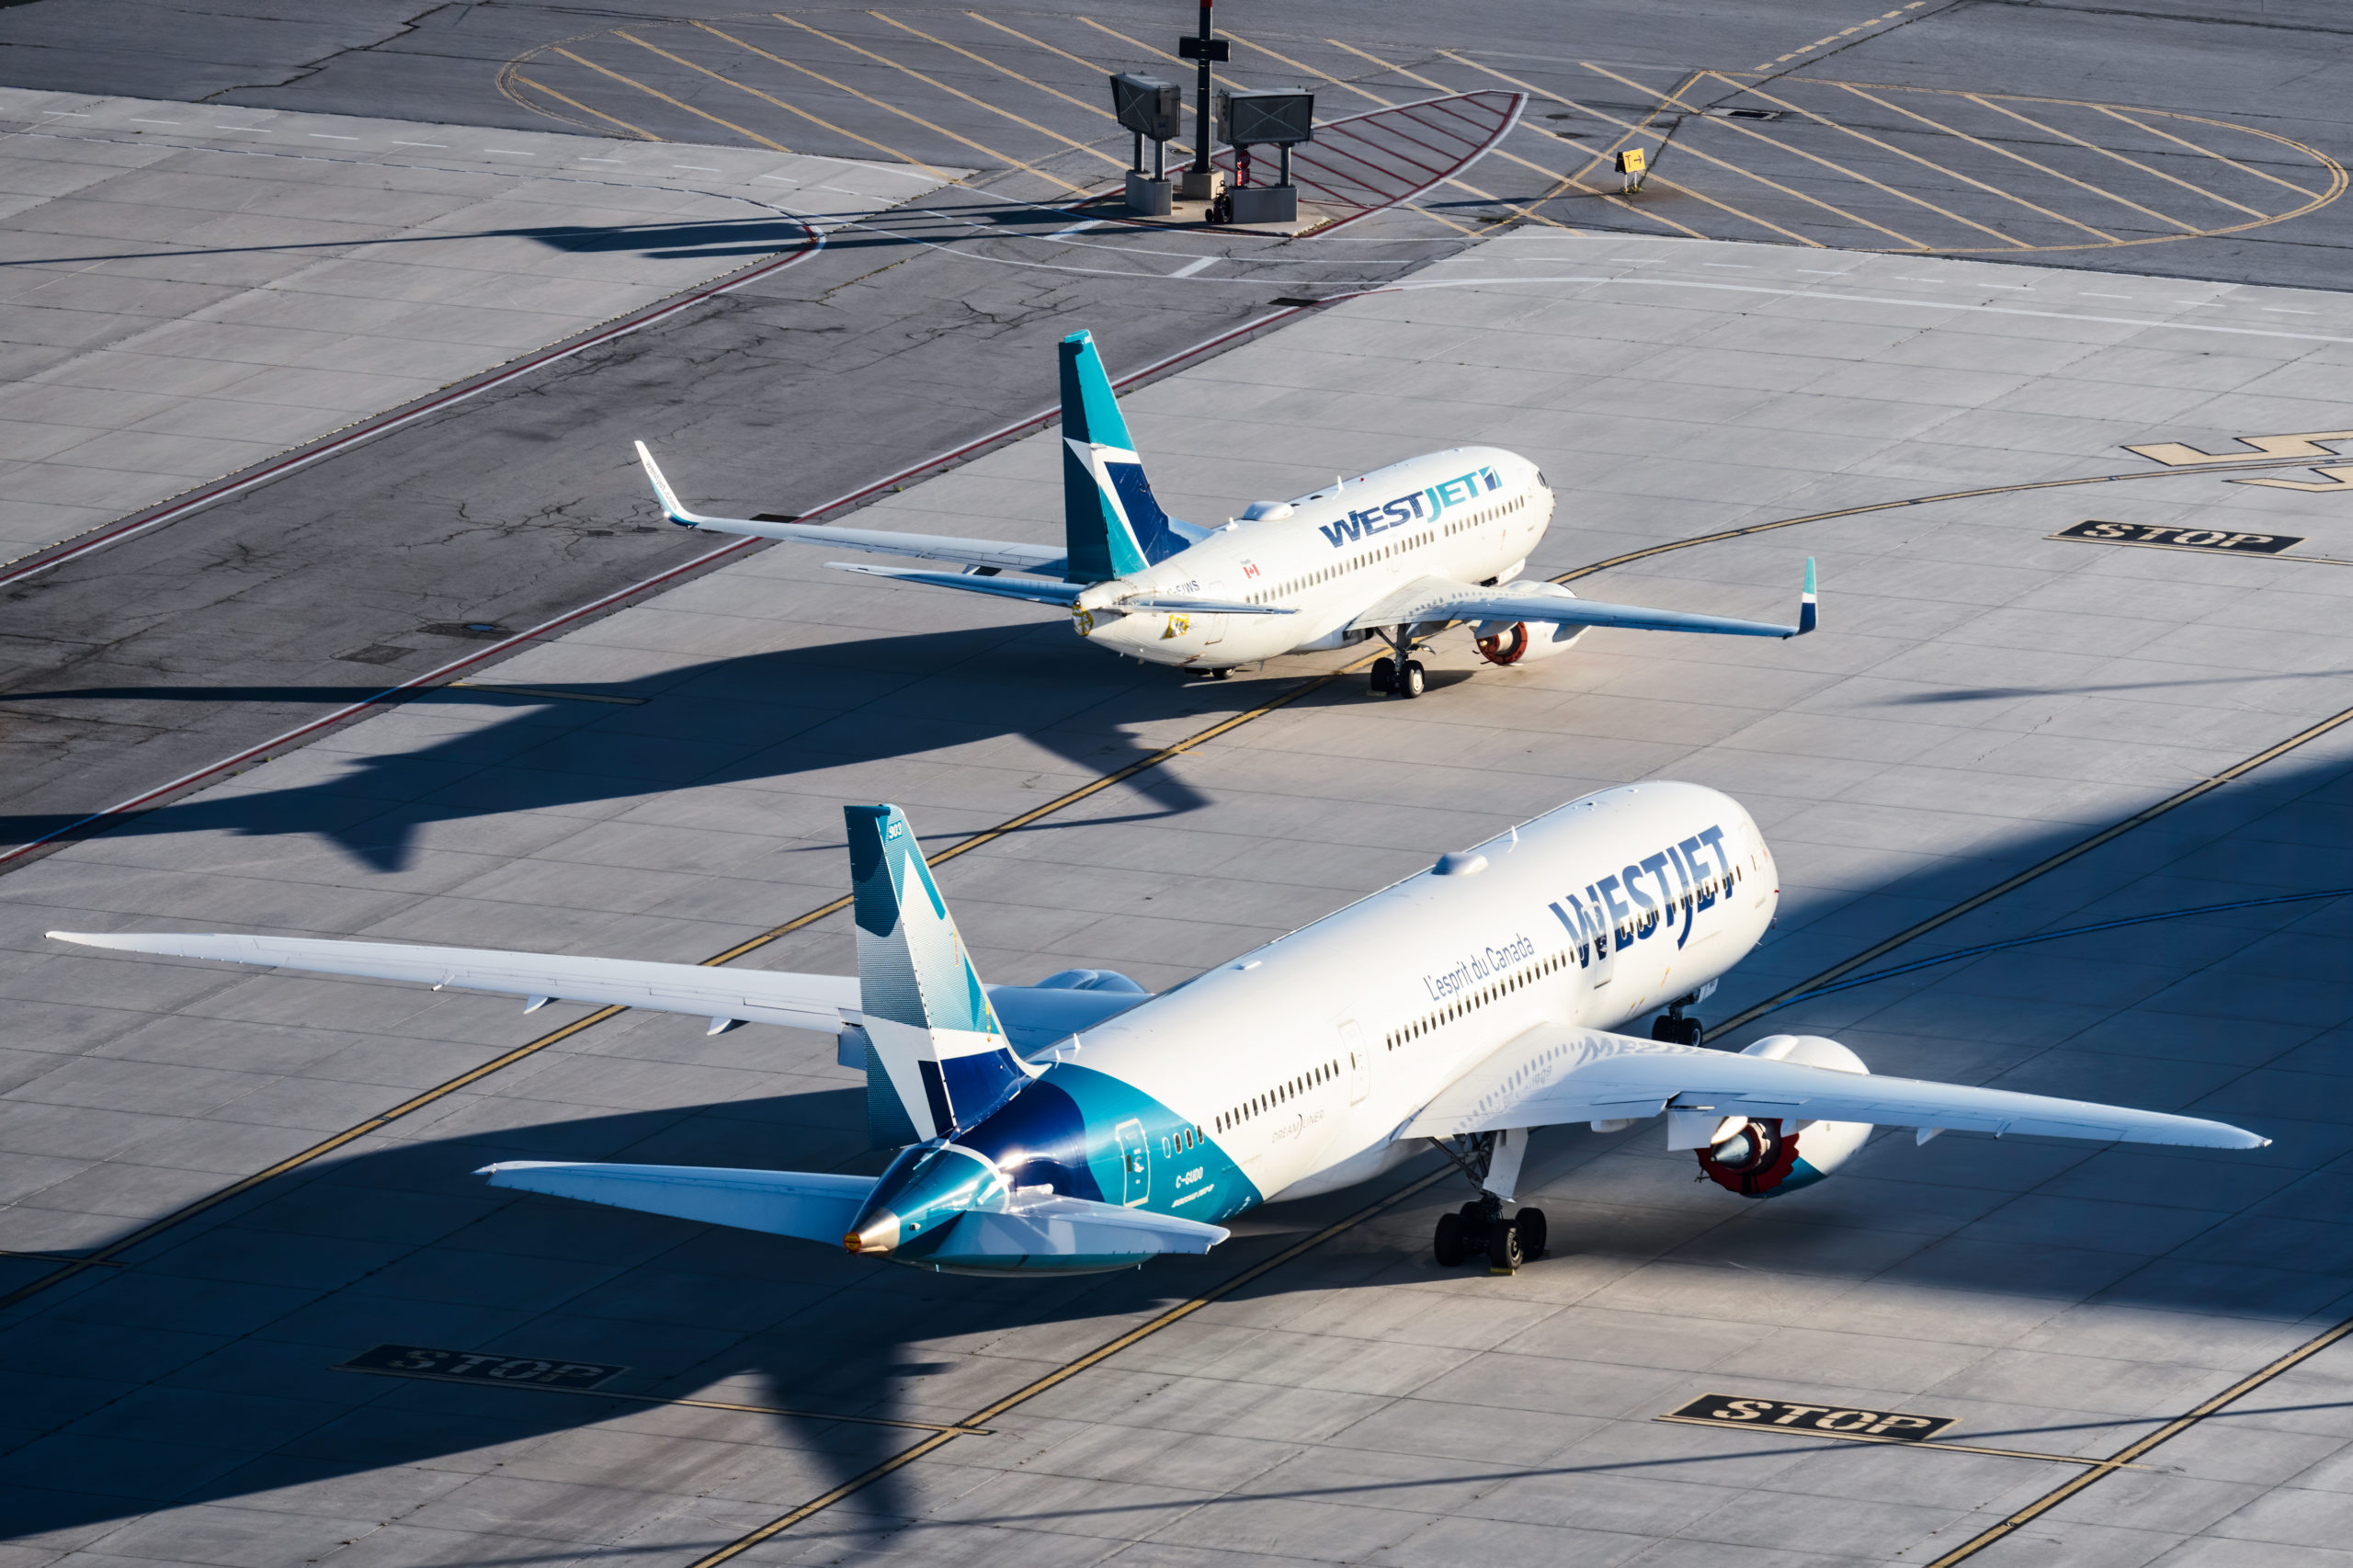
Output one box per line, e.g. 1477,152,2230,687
1114,1117,1150,1207
1339,1018,1370,1105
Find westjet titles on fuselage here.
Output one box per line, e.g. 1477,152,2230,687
1318,465,1505,548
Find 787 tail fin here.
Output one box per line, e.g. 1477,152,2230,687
1061,330,1192,582
846,804,1031,1142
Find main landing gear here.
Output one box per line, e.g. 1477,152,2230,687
1649,982,1718,1047
1433,1194,1548,1271
1427,1131,1547,1273
1368,626,1428,699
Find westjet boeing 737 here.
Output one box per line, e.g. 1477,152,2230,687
56,785,2265,1275
635,330,1816,697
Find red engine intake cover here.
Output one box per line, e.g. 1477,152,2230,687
1695,1119,1804,1195
1475,623,1529,665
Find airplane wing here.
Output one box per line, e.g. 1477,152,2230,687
1400,1025,2268,1149
639,441,1067,576
481,1161,876,1244
49,931,859,1034
1353,559,1816,641
829,563,1296,616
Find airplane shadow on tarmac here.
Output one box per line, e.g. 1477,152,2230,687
2,739,2349,1545
0,622,1228,871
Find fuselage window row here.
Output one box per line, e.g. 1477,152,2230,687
1386,950,1570,1051
1215,1057,1341,1133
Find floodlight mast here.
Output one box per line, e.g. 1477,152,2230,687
1190,0,1213,177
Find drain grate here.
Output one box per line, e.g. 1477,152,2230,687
1705,106,1786,121
417,622,511,641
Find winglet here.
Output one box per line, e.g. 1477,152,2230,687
1795,557,1818,637
635,439,710,528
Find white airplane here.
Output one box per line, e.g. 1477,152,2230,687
634,329,1816,697
55,784,2266,1275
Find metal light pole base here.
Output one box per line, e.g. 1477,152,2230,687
1225,184,1297,224
1123,171,1174,216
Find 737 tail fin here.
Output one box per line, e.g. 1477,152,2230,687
846,804,1031,1142
1061,330,1192,582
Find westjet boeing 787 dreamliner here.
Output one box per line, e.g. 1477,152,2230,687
57,785,2266,1275
635,331,1815,697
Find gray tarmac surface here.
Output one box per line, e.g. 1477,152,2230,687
0,234,2349,1567
3,0,2352,865
0,2,2350,1565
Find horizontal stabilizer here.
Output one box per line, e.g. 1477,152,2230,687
637,441,1065,574
479,1161,876,1244
1404,1026,2268,1149
944,1192,1229,1258
49,931,858,1034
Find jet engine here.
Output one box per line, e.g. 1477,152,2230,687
1695,1035,1873,1197
1473,580,1588,665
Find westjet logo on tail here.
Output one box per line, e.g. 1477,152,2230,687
1319,467,1502,548
1548,824,1734,961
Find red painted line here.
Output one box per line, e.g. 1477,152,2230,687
0,301,1335,867
1314,92,1527,236
0,222,833,588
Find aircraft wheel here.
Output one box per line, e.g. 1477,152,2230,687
1398,660,1427,699
1370,656,1394,694
1486,1218,1525,1272
1650,1014,1704,1046
1433,1210,1468,1267
1514,1207,1548,1261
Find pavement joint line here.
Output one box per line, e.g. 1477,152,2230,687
0,199,829,588
1700,693,2353,1043
6,442,2337,1311
330,1363,992,1433
0,300,1322,873
447,682,650,705
1921,1312,2353,1565
680,1165,1458,1568
1649,1415,2151,1467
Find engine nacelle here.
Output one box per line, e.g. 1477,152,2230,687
1695,1035,1873,1198
1473,580,1588,665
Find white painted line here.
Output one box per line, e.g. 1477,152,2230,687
760,175,800,183
674,164,721,171
483,147,536,155
2179,301,2222,308
213,126,271,133
582,157,624,164
1171,256,1217,278
1389,272,2353,347
1702,263,1751,269
310,134,358,141
1794,268,1847,274
2083,292,2131,299
1051,219,1102,239
394,141,448,148
130,118,181,124
2263,307,2317,315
